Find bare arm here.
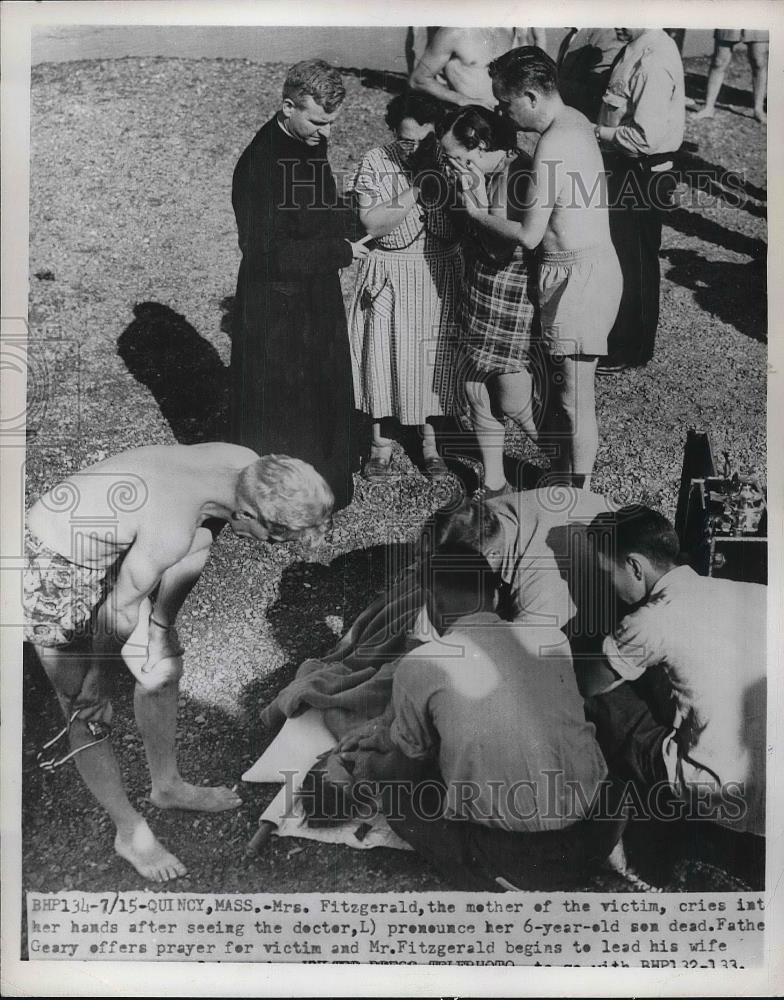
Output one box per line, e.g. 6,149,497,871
457,141,556,250
409,29,473,107
143,526,214,668
358,184,420,238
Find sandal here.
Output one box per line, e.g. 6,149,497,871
422,454,449,480
363,456,399,483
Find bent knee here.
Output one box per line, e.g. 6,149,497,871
135,657,183,693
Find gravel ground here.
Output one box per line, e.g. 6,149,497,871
23,54,766,898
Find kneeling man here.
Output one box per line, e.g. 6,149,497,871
331,546,622,890
588,505,766,837
25,443,333,881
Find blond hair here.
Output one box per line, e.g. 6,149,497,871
237,455,334,541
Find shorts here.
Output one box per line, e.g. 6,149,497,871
715,29,768,45
23,524,118,647
538,244,623,357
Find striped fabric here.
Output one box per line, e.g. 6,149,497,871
348,144,462,423
458,245,539,375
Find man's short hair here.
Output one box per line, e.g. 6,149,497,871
591,505,681,570
427,497,503,555
424,544,500,610
489,46,559,98
237,454,334,540
282,59,346,113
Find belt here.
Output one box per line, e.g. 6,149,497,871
603,149,679,173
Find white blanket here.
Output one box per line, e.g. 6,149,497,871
242,710,411,851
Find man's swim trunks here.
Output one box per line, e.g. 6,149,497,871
23,524,121,647
538,244,623,357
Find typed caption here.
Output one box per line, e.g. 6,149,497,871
26,891,764,966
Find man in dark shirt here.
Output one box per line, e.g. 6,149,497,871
231,59,369,510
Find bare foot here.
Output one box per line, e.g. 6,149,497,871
754,109,767,124
691,107,715,121
115,820,188,882
150,780,242,812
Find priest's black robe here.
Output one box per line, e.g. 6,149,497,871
230,116,355,510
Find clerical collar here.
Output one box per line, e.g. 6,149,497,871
276,114,301,143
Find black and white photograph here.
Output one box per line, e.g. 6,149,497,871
1,1,781,995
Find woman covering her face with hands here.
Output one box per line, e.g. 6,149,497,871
439,106,544,499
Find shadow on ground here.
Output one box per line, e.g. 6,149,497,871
662,248,767,342
117,302,229,443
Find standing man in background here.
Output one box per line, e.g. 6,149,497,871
693,30,768,124
230,59,369,510
595,28,685,373
409,27,546,109
556,28,625,121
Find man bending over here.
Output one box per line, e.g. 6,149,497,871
25,444,333,881
455,47,622,488
327,545,621,890
587,505,766,838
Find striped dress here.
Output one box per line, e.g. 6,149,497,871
348,142,462,424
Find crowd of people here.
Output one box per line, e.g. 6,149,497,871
23,30,767,887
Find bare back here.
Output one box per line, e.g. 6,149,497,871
538,106,612,253
27,443,256,568
424,28,516,104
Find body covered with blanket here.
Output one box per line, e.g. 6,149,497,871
262,487,616,737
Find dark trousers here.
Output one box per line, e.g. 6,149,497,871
604,154,678,367
385,778,625,892
584,681,671,791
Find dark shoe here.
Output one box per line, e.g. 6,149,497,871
363,456,400,483
473,480,514,502
422,454,449,480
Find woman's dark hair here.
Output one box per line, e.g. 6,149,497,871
385,92,444,132
437,104,519,153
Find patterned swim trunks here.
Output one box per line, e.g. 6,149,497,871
23,524,120,647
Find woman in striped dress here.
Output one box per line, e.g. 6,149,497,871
348,95,462,482
439,106,543,499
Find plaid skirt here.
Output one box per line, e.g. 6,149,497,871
459,248,539,375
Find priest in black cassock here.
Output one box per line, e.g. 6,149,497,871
230,60,368,511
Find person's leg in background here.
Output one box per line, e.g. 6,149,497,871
693,37,735,120
747,41,768,123
601,159,644,370
539,354,600,489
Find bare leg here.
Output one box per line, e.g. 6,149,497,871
541,355,599,488
370,420,394,461
464,378,507,491
748,42,768,122
494,369,540,445
421,421,439,460
693,43,733,119
135,675,241,812
37,644,187,882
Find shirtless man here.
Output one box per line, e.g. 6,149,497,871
409,27,546,109
24,444,333,881
455,46,622,488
